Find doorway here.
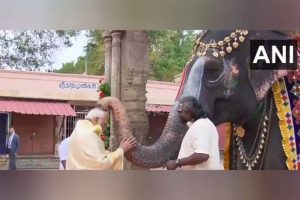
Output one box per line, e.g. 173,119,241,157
13,114,55,155
0,113,8,154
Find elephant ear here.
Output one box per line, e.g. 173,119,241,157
249,30,300,100
249,69,288,100
249,49,300,100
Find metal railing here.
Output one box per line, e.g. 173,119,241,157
65,105,94,138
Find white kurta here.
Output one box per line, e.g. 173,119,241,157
66,120,124,170
178,118,224,170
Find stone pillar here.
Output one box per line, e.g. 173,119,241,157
105,30,150,169
103,31,113,149
103,31,112,84
120,31,150,169
109,30,123,151
110,31,123,99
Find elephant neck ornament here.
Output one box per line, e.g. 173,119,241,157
233,93,274,170
190,30,248,59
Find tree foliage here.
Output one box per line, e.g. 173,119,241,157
56,30,105,75
57,30,197,81
148,30,197,81
0,30,196,81
0,30,78,70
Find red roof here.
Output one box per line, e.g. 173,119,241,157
146,104,173,113
0,100,76,116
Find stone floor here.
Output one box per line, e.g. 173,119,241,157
0,152,225,170
0,155,59,170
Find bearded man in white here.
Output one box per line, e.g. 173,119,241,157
164,96,223,170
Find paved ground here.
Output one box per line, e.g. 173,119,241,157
0,155,59,170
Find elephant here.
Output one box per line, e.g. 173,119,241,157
97,30,299,170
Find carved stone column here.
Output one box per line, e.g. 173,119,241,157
109,30,123,151
105,31,150,169
120,31,150,169
103,30,112,84
110,30,123,99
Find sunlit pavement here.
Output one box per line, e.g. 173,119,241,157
0,155,59,170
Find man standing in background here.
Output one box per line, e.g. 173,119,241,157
58,136,70,170
6,127,20,170
58,119,78,170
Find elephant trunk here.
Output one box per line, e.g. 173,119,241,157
97,97,187,168
97,57,205,168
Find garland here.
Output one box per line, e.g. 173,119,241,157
97,79,111,149
98,80,111,99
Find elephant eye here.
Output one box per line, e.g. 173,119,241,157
204,60,224,84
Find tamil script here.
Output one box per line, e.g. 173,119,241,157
59,81,99,90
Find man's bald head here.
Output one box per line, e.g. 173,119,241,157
86,108,109,129
86,108,108,120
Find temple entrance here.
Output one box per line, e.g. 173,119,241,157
0,113,8,154
12,114,55,155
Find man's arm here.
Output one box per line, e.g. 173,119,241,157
16,135,20,155
165,124,211,170
164,153,209,170
94,138,137,170
179,153,209,166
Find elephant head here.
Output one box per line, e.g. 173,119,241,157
97,30,298,169
180,31,291,127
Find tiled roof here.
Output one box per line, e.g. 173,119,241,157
0,100,76,116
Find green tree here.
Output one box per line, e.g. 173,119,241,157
0,30,79,70
57,58,86,74
57,30,197,81
56,30,105,75
148,30,196,81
